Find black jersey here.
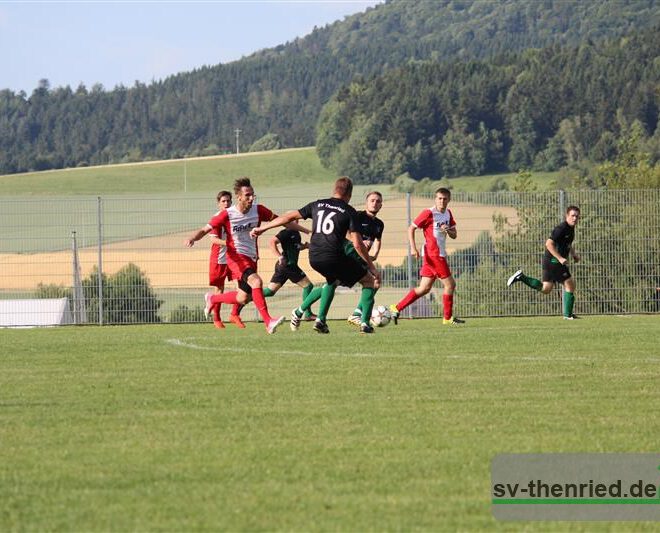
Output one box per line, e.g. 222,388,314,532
356,210,384,247
298,197,360,262
275,228,302,266
544,221,575,261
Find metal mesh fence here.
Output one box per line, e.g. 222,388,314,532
1,189,659,326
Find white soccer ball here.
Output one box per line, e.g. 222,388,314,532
370,305,392,327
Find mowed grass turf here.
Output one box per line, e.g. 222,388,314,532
1,316,659,531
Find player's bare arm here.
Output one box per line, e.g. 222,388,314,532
369,238,381,261
184,226,211,247
408,224,420,259
270,236,286,266
349,230,380,283
545,239,566,264
570,246,581,263
251,210,301,238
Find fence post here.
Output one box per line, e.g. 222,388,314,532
559,189,565,220
405,192,414,318
97,196,104,326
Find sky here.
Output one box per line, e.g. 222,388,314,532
0,1,381,94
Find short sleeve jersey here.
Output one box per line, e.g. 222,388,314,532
356,211,384,250
298,197,360,262
413,206,456,258
544,221,575,261
275,228,303,266
209,210,228,265
206,203,274,262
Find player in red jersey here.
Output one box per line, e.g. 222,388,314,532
207,190,245,329
185,177,286,334
389,187,465,326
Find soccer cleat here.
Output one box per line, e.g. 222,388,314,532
266,316,285,334
507,269,523,287
304,313,317,322
347,314,362,327
313,319,330,334
443,316,465,325
228,314,246,329
563,314,580,320
360,323,374,334
290,309,302,331
203,292,214,319
388,304,400,325
213,319,225,329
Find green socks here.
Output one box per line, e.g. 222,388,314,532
520,273,543,291
358,287,376,324
563,291,575,317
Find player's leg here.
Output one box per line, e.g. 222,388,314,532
245,271,283,333
390,276,435,324
356,273,377,333
510,270,545,291
296,278,317,320
562,276,577,319
440,275,464,325
263,282,282,298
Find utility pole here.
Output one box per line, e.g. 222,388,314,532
234,128,242,154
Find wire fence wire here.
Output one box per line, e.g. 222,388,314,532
1,189,659,326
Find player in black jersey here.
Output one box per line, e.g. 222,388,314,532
507,206,581,319
346,191,385,327
262,227,317,321
251,177,380,333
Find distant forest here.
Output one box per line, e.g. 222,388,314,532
0,0,659,176
317,26,660,183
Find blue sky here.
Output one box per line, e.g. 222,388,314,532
0,1,381,94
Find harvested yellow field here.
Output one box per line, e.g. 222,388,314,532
0,200,517,290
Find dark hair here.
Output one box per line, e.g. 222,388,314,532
217,190,231,201
435,187,451,197
233,177,252,195
566,205,580,214
334,176,353,198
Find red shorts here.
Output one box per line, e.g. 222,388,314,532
419,255,451,280
209,262,231,288
226,255,258,283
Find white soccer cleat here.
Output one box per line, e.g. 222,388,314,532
203,292,213,319
266,316,285,334
507,269,523,287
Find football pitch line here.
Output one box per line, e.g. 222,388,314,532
164,337,648,363
165,337,377,358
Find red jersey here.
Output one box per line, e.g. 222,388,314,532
413,206,456,258
206,203,274,262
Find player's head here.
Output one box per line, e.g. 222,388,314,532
565,205,580,226
434,187,451,212
233,177,255,211
216,190,232,210
333,176,353,202
365,191,383,216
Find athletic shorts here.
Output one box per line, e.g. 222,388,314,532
227,255,257,294
542,257,571,283
270,263,307,285
311,254,367,288
419,255,451,280
209,262,231,288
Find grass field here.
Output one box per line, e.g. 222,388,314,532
0,146,560,197
2,316,659,531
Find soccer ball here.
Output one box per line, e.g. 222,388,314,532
370,305,392,327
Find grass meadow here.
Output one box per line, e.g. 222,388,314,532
2,316,659,531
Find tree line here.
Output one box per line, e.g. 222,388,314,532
1,0,658,175
316,25,660,185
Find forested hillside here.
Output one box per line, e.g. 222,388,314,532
1,0,658,174
316,26,660,184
